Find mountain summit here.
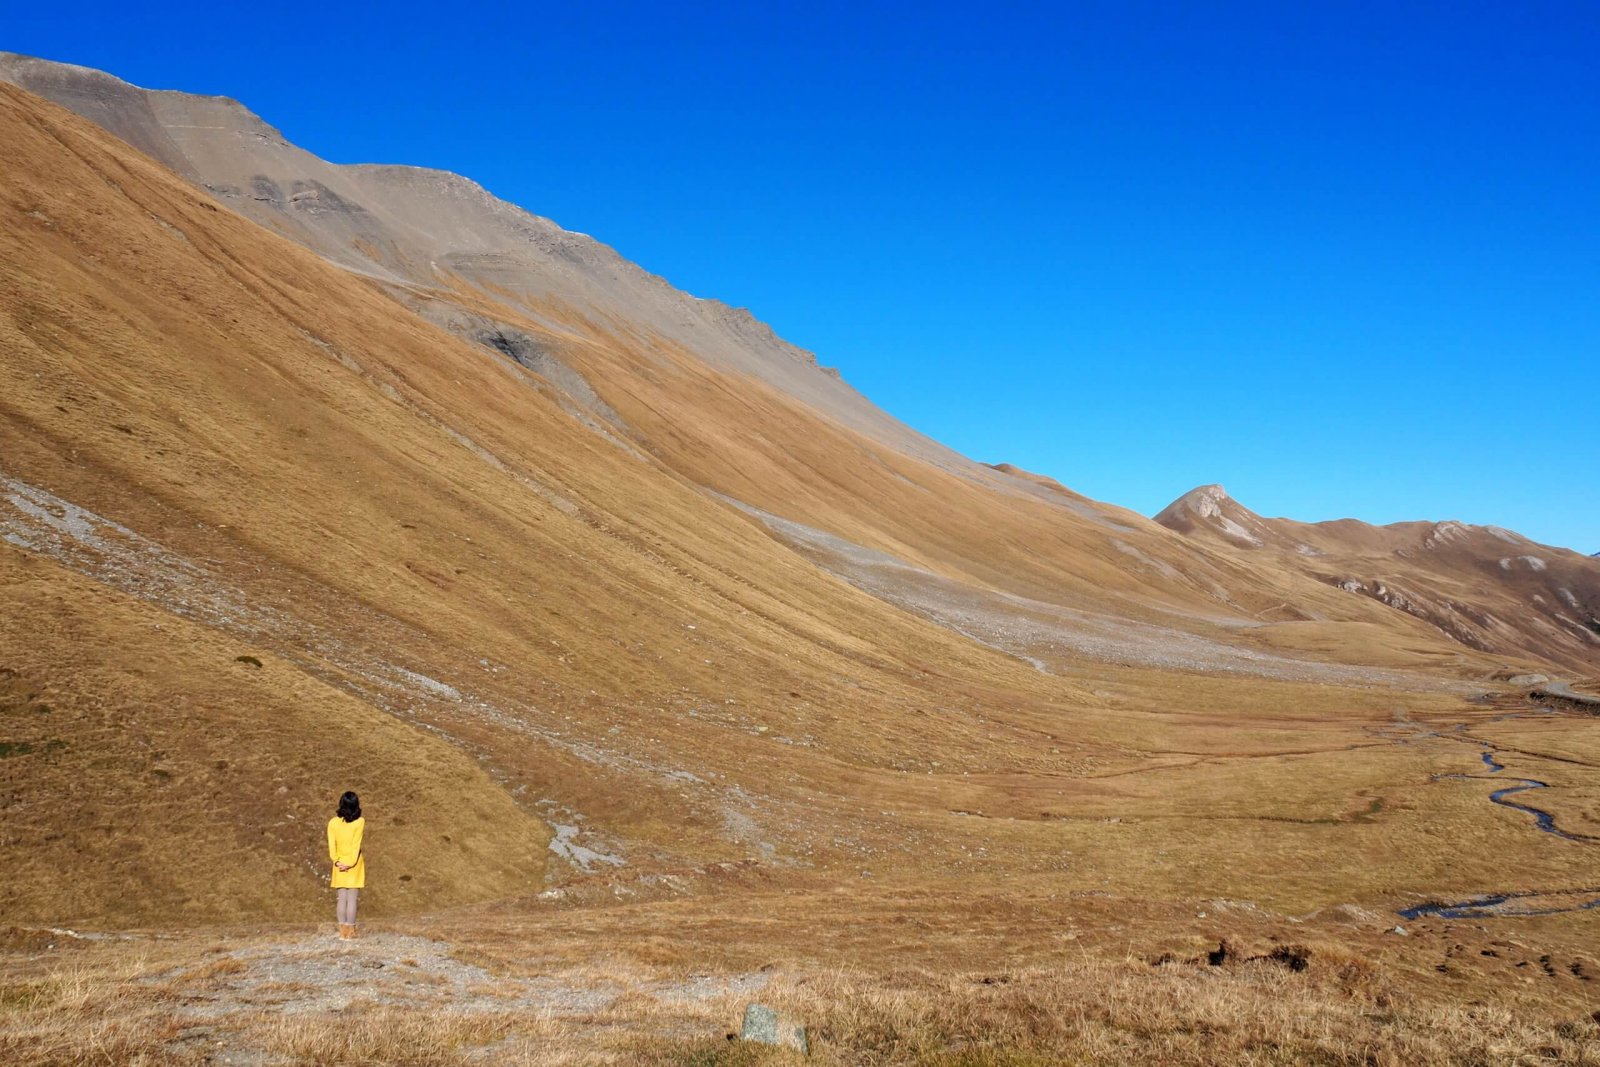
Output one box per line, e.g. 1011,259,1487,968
1153,484,1276,548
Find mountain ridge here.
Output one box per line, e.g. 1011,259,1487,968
5,51,1595,678
0,51,898,462
1157,483,1600,666
4,49,1576,566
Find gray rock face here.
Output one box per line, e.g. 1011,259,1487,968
406,299,628,437
1507,673,1549,687
740,1002,808,1053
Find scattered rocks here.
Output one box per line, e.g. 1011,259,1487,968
1535,680,1600,709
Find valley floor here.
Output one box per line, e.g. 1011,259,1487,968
5,874,1600,1065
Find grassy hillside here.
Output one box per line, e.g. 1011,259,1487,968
0,547,547,924
3,74,1597,926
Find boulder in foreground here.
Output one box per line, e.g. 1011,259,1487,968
740,1002,808,1053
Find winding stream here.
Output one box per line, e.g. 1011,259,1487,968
1470,749,1597,844
1399,747,1600,920
1399,888,1600,921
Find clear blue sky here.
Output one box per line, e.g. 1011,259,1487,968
10,2,1598,551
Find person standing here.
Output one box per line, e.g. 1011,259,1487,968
327,791,366,940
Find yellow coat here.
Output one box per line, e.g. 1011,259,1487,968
327,816,366,889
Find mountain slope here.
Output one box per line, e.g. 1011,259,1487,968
1,63,1596,935
1157,484,1600,669
2,50,1548,682
0,78,1080,919
0,51,952,473
7,52,1600,1067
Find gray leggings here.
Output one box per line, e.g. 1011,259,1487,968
336,888,359,925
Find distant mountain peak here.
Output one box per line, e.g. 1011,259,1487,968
1171,483,1231,515
1154,484,1270,547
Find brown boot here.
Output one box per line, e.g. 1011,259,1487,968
347,924,359,940
337,923,352,940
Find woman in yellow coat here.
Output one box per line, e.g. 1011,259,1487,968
327,791,366,940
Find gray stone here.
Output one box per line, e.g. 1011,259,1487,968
740,1002,808,1053
1508,673,1549,687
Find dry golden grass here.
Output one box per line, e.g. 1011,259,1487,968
0,954,185,1066
626,962,1600,1066
4,929,1598,1066
0,553,549,925
257,1012,570,1066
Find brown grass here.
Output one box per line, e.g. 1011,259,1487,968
0,76,1593,935
628,962,1600,1066
5,943,1598,1066
258,1012,544,1065
0,957,183,1066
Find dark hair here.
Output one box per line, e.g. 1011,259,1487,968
337,791,361,822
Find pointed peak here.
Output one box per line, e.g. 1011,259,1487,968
1188,483,1230,505
1157,484,1241,521
1155,484,1268,547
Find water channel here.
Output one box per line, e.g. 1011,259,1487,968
1399,745,1599,920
